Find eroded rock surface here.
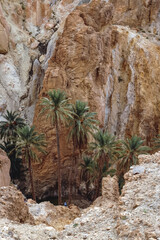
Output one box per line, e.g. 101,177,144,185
32,0,160,198
28,201,80,231
0,149,10,187
0,186,34,224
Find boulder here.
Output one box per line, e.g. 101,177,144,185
28,201,80,230
0,186,34,224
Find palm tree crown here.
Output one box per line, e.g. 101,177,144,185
118,135,150,172
68,100,98,150
16,126,46,160
90,129,117,170
0,110,25,141
40,89,72,125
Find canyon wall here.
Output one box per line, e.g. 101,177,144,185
33,0,160,198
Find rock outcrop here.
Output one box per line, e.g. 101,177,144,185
59,152,160,239
28,201,80,230
0,186,34,224
0,149,10,187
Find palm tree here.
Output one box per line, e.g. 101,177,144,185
15,125,46,201
152,134,160,150
0,110,26,180
68,100,97,153
118,136,150,174
0,110,25,142
68,100,98,203
90,129,118,198
40,89,72,205
80,155,93,182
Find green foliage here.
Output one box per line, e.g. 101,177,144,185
152,134,160,149
40,89,72,204
0,110,26,180
117,136,150,174
68,100,98,150
15,125,46,200
40,89,73,126
73,223,78,228
0,110,25,142
80,155,93,182
90,129,118,170
15,125,46,163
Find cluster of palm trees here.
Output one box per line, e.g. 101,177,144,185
0,111,46,201
0,89,158,205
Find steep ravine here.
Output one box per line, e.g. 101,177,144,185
0,0,160,199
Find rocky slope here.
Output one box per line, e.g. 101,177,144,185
0,151,160,239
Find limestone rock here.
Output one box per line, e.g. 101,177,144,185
0,219,57,240
102,176,119,201
117,152,160,239
0,149,10,187
28,201,80,231
0,186,34,224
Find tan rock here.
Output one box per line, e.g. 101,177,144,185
0,186,34,224
30,40,39,49
0,149,10,187
33,0,114,199
45,22,54,30
0,23,8,54
102,176,119,201
39,55,46,63
28,201,80,230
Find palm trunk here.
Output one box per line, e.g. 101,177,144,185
28,155,36,201
69,142,76,205
55,115,62,205
95,171,101,199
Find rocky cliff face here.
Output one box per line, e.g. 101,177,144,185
0,0,160,198
32,0,160,198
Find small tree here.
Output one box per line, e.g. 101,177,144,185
15,126,46,201
68,100,98,203
118,136,150,174
40,89,72,205
0,110,25,141
90,129,118,198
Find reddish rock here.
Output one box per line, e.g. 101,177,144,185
0,149,10,187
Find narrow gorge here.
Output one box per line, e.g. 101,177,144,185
0,0,160,239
